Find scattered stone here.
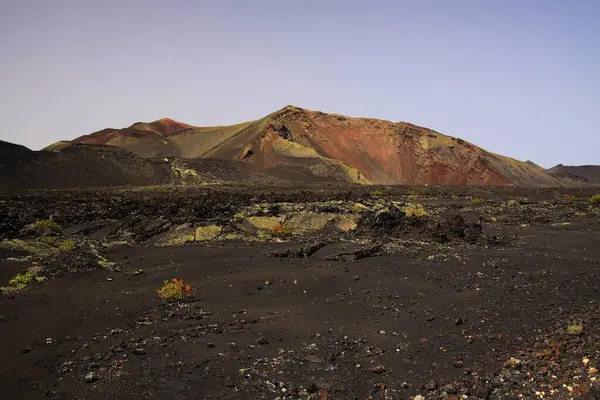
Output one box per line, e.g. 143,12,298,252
132,269,143,276
370,365,387,374
132,348,146,355
257,337,269,345
508,374,522,384
84,372,99,383
473,384,492,397
453,360,464,368
454,318,463,325
491,377,503,388
307,383,319,394
424,380,437,391
505,357,522,368
105,277,113,282
206,342,215,348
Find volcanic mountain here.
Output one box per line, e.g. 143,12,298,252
546,164,600,184
46,106,563,186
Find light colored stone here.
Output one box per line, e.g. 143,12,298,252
195,225,223,241
157,224,196,247
237,216,282,234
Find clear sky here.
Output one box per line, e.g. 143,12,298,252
1,0,598,167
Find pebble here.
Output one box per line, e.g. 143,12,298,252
505,357,522,368
257,337,269,345
508,374,523,384
424,380,437,391
132,269,143,276
105,277,113,282
132,348,146,355
454,318,463,325
84,372,99,383
370,365,386,374
206,342,215,348
491,377,503,388
473,384,492,397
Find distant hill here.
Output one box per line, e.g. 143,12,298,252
46,106,565,186
0,141,286,189
546,164,600,184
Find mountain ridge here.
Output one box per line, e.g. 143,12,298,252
44,105,566,186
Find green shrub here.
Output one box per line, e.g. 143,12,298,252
59,239,75,251
40,235,59,244
589,194,600,205
471,198,484,205
567,321,583,335
564,194,577,202
370,190,387,197
33,219,62,236
9,271,36,287
404,204,428,217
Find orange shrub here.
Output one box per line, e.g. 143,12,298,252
157,278,192,301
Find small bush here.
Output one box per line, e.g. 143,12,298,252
589,194,600,205
59,239,75,251
9,271,36,287
33,219,62,236
564,194,577,202
567,321,583,335
404,204,428,217
39,235,59,245
471,198,484,205
272,222,292,237
370,190,387,197
157,278,192,301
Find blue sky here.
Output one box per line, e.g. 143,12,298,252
1,0,598,167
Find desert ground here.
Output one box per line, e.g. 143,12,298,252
1,185,600,400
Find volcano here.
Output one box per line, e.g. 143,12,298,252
45,106,563,186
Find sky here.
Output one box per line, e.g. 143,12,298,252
1,0,599,167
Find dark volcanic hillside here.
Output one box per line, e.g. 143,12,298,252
0,141,286,189
47,106,564,186
546,164,600,184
